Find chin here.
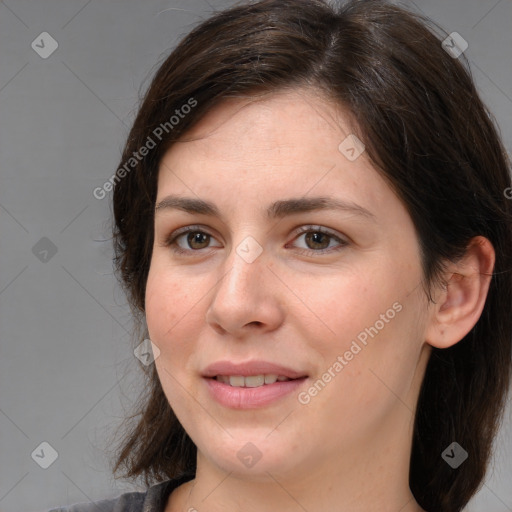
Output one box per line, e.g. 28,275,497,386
195,433,306,479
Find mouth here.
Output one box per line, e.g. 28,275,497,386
213,374,296,387
202,361,308,408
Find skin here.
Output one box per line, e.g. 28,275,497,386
144,88,495,512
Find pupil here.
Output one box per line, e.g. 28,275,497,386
306,232,329,250
189,232,208,249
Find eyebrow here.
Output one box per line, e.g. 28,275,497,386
155,195,376,221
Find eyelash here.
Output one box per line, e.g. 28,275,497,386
162,224,349,257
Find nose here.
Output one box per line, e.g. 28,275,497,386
205,240,285,337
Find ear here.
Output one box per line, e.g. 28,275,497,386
425,236,495,349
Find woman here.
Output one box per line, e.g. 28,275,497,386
50,0,512,511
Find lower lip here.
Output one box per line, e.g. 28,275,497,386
205,377,307,409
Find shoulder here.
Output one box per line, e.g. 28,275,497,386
46,476,194,512
46,489,145,512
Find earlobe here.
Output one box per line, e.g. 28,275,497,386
425,236,495,349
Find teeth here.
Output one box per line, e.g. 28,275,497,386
245,375,265,388
264,374,278,384
215,374,291,387
230,375,245,387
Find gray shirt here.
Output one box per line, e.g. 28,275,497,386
47,475,193,512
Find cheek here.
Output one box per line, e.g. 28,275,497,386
322,290,425,419
291,265,389,356
145,264,199,355
296,259,421,391
145,266,202,407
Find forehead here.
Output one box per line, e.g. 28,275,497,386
156,89,390,215
175,89,356,156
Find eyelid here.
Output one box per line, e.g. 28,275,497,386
170,224,216,239
292,225,345,240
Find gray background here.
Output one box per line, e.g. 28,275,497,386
0,0,511,511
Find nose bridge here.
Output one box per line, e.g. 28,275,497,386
206,232,283,334
216,233,267,304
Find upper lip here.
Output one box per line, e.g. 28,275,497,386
202,360,308,379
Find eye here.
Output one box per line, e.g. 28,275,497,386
162,224,349,257
288,226,348,255
163,226,222,254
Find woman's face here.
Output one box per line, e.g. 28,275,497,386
145,89,432,481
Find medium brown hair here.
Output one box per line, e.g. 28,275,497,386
108,1,512,511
